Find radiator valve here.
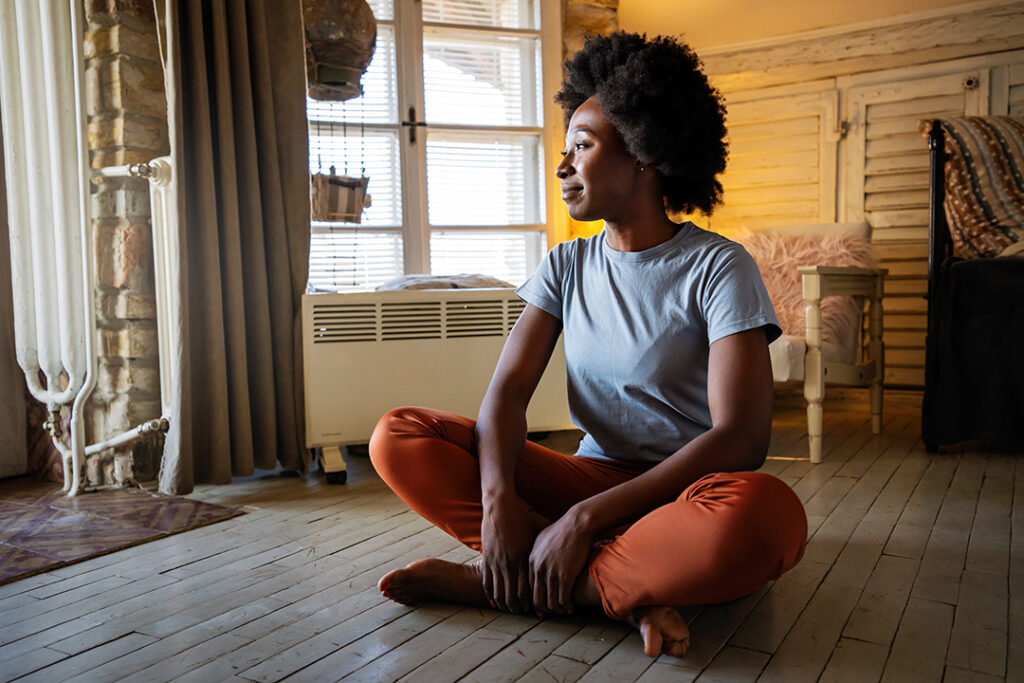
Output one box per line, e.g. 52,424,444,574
43,408,62,439
127,162,154,179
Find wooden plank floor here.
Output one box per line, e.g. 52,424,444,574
1,390,1020,682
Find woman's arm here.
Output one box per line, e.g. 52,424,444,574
529,326,774,613
575,326,773,530
474,303,563,613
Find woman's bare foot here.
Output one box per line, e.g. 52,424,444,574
377,558,490,608
627,606,691,658
379,558,688,659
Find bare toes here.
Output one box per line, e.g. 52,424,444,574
376,558,489,608
633,606,691,658
666,638,688,657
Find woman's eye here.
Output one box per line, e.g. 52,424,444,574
575,143,586,150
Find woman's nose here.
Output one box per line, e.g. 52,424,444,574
556,154,571,179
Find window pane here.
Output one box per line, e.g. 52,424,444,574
426,131,544,226
423,31,541,126
366,0,393,21
310,129,402,228
308,228,403,292
306,25,397,125
422,0,538,29
430,230,544,285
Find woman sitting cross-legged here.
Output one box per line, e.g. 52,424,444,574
368,31,807,659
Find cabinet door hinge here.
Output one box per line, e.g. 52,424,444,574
832,120,849,141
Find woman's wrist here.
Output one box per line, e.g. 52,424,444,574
482,485,517,511
567,500,600,536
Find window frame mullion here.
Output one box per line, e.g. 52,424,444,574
395,0,430,274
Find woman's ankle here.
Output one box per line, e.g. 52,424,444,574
572,566,602,607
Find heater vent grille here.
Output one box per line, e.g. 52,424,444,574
310,303,378,343
310,293,526,343
381,302,443,340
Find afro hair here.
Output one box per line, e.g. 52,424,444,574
556,32,728,216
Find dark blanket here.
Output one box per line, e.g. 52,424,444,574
922,256,1024,447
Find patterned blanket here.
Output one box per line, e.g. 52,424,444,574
927,116,1024,258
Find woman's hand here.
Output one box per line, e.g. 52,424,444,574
480,494,534,613
529,506,593,614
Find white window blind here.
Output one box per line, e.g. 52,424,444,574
422,0,538,28
422,32,541,126
426,132,542,226
309,129,402,228
366,0,393,20
430,230,543,284
306,0,548,292
308,229,403,292
306,23,398,126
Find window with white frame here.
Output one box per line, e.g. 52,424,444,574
307,0,554,292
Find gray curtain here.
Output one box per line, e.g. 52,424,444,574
0,115,28,478
160,0,311,493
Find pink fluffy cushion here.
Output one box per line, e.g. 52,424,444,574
734,229,877,353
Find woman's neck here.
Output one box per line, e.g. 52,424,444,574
603,213,681,252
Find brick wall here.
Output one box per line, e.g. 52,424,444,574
83,0,167,486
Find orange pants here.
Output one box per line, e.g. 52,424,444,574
369,406,807,619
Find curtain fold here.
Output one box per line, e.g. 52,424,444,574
160,0,310,494
0,114,28,479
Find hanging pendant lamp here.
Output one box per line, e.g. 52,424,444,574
302,0,377,102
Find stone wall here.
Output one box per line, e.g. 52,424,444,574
561,1,618,240
562,0,619,58
57,0,607,484
82,0,167,486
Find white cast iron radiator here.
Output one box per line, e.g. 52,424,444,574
0,1,169,494
303,289,573,479
95,157,177,418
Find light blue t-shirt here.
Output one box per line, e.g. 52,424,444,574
515,222,780,464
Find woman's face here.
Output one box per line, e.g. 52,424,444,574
556,97,641,223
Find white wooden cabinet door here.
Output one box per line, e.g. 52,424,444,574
711,87,839,232
844,69,986,387
1004,63,1024,114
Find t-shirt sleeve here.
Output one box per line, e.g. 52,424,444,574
515,242,567,320
702,243,782,345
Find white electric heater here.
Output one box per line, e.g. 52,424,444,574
302,288,573,481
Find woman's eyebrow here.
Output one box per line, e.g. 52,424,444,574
566,126,595,139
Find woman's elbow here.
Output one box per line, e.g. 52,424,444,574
747,414,773,469
720,422,770,471
746,435,769,470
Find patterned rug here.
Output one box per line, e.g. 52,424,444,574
0,477,245,585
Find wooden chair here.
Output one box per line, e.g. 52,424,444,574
737,222,888,463
798,264,886,462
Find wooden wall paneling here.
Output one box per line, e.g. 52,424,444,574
844,69,986,386
819,88,841,224
991,65,1011,114
970,68,993,116
708,16,1024,388
700,1,1024,92
713,88,838,232
844,70,981,222
1009,63,1024,114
